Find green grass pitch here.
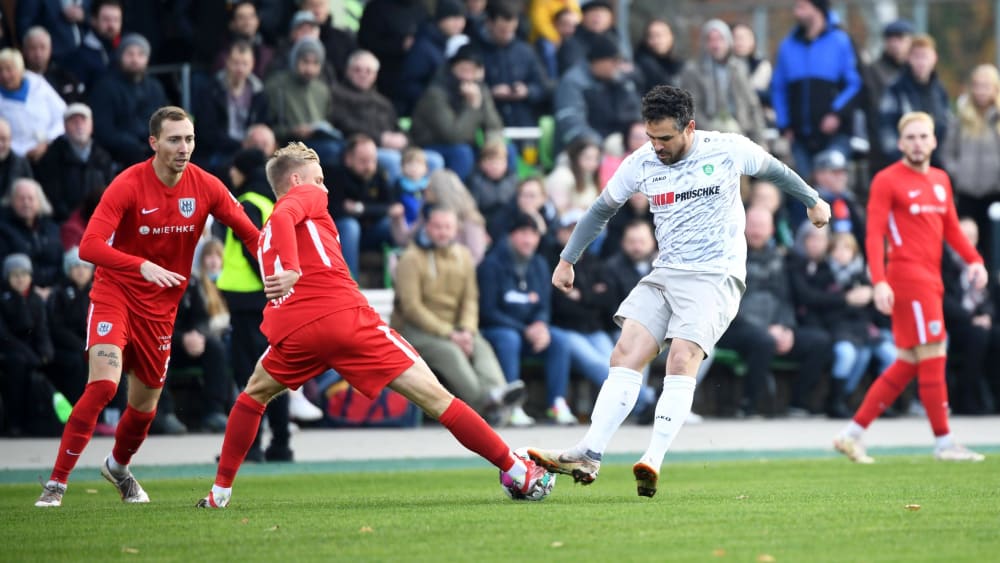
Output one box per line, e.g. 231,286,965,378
1,456,997,562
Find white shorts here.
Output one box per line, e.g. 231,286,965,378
614,268,744,356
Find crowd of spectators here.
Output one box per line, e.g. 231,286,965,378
2,0,999,438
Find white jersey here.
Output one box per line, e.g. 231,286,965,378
602,130,768,282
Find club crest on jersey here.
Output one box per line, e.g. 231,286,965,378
179,198,196,218
928,320,942,336
97,321,113,336
932,184,946,202
702,164,715,175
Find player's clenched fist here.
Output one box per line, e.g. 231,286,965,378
807,199,832,228
552,259,575,293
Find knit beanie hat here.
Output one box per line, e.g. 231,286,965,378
231,148,266,178
63,246,93,276
118,33,151,58
290,36,326,67
3,253,32,278
701,19,733,48
809,0,830,17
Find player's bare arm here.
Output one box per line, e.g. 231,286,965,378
264,269,300,299
139,260,186,287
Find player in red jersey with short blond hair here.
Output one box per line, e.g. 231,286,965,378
35,107,260,507
195,142,548,508
834,111,987,463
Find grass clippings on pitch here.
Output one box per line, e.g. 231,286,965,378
1,456,997,562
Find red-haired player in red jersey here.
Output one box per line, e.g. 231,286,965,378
834,111,987,463
195,143,548,508
35,107,261,507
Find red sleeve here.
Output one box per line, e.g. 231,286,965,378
865,172,891,285
942,178,983,265
210,177,260,252
78,177,145,272
267,190,309,274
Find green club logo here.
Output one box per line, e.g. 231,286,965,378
702,164,715,175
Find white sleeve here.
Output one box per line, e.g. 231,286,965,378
727,133,769,177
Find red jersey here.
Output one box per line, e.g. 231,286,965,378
865,161,982,290
258,183,367,344
80,159,259,318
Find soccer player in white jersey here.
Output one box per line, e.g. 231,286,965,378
528,85,832,497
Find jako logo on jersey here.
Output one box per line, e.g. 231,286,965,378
702,164,715,175
97,321,112,336
179,198,196,218
649,185,721,206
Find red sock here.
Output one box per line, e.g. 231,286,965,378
853,360,918,428
50,380,118,483
917,356,950,437
438,398,513,471
216,393,267,488
111,405,156,466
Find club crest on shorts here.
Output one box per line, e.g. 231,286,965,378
179,197,196,218
928,320,942,336
97,321,113,336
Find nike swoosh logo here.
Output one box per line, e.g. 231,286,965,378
908,190,921,198
141,208,159,214
65,449,81,456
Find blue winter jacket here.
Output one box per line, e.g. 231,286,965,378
477,238,551,332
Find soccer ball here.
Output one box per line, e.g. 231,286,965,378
499,449,556,501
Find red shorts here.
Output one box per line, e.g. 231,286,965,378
87,300,174,388
261,306,418,398
891,290,945,349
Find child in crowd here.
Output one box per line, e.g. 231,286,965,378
390,147,430,248
826,232,895,409
467,138,519,224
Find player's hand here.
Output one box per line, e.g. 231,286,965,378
807,199,831,228
819,113,840,135
183,330,206,356
140,261,186,287
873,281,894,315
552,259,575,293
264,270,300,299
968,262,988,290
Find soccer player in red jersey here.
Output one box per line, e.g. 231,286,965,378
35,107,261,507
196,143,547,508
834,111,987,463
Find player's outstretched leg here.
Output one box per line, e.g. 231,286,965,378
36,379,118,507
391,360,547,495
527,447,601,484
197,392,269,508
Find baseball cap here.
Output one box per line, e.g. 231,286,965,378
64,102,92,121
813,149,848,171
587,33,621,62
883,19,915,37
289,10,319,32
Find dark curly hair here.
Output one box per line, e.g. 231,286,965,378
641,85,695,128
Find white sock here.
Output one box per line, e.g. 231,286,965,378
842,421,865,440
506,454,527,479
108,455,127,475
211,484,232,498
639,375,696,471
934,434,954,450
575,367,643,457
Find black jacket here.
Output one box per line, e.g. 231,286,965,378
89,69,169,167
325,164,397,226
0,284,53,367
545,246,615,334
193,72,270,161
35,136,114,222
0,210,65,288
47,279,91,354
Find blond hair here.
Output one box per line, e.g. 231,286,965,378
829,232,859,256
0,48,24,74
479,138,508,161
197,239,229,320
265,142,320,195
897,111,935,135
909,33,936,52
957,64,1000,138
